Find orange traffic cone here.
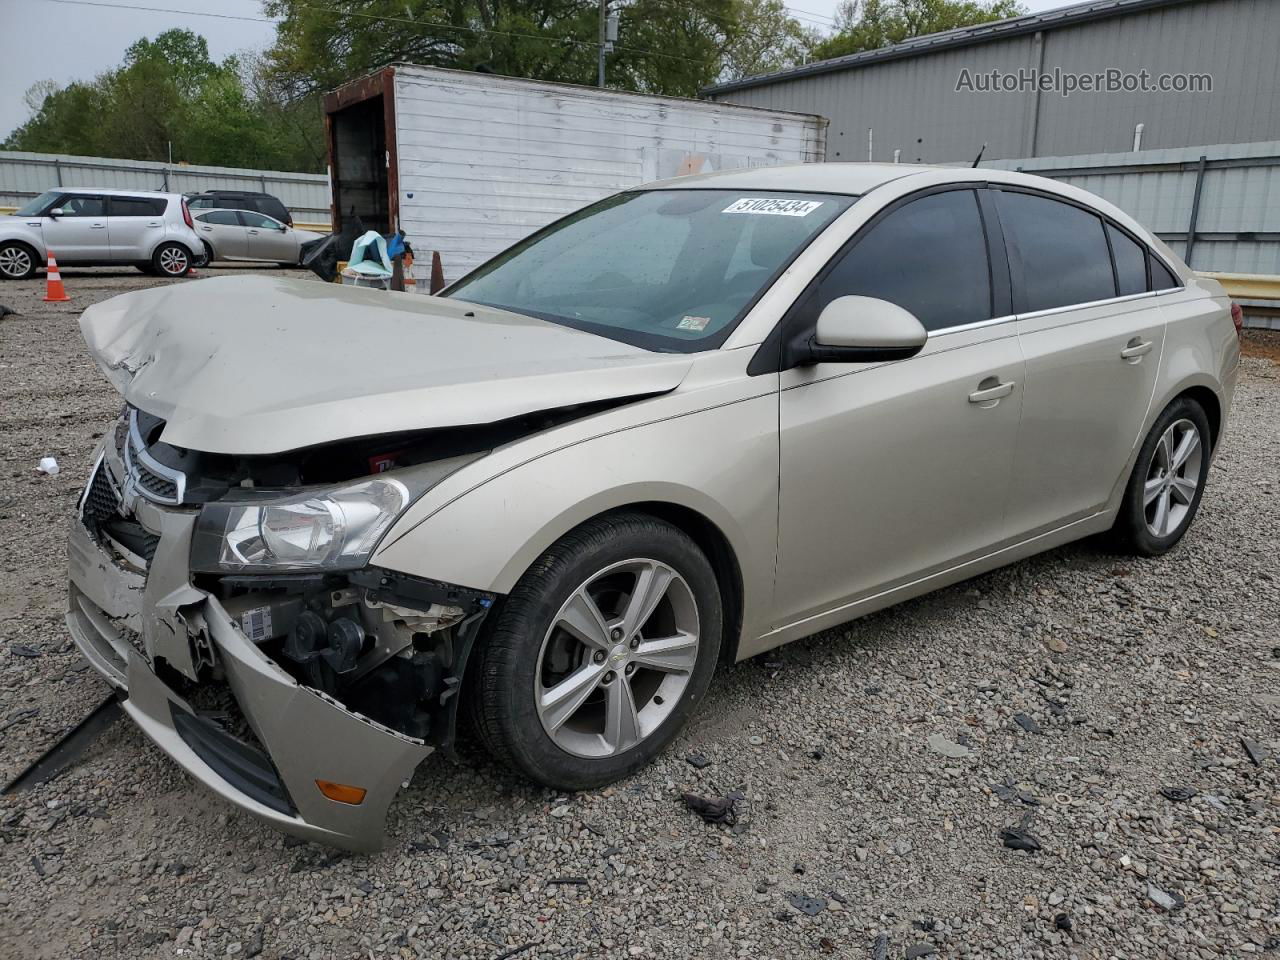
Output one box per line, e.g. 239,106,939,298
43,251,71,302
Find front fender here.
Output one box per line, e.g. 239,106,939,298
371,392,780,645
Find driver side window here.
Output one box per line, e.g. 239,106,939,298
55,195,106,217
818,189,994,333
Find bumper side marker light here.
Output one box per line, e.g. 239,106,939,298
316,780,367,805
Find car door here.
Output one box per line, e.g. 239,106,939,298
195,210,250,259
40,194,109,261
107,196,167,261
993,188,1167,537
773,187,1025,628
240,211,297,262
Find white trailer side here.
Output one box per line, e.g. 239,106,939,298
325,66,827,281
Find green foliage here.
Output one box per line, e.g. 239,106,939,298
3,28,324,172
262,0,748,99
811,0,1026,61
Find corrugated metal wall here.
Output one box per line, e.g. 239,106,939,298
0,151,330,224
392,66,827,277
710,0,1280,164
984,140,1280,274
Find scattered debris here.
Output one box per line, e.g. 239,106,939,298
871,933,890,960
788,893,826,916
1045,636,1069,653
3,695,122,796
999,814,1043,853
905,946,937,959
546,876,588,887
1147,883,1185,912
1242,738,1269,766
681,790,743,826
548,804,573,818
10,645,42,659
1159,786,1197,802
818,937,836,953
685,752,712,769
1054,912,1072,932
991,781,1040,805
36,457,60,476
927,733,970,758
0,304,17,318
31,855,45,877
1013,713,1043,734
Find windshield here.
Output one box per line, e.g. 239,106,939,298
447,189,855,352
15,190,59,217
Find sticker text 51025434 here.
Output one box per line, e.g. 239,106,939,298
723,197,824,217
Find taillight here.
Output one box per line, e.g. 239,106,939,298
181,198,194,229
1230,301,1244,336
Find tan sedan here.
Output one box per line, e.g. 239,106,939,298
68,163,1239,850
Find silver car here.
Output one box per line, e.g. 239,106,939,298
0,188,202,279
191,209,327,266
67,164,1239,851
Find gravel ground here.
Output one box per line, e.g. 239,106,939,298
1,269,1277,960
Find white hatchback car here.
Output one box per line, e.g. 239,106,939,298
0,188,202,279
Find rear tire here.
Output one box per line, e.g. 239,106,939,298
0,241,39,280
1110,396,1212,556
472,513,721,790
152,242,191,278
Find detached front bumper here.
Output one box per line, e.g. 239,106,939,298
66,513,432,853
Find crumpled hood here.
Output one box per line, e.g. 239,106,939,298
80,275,693,455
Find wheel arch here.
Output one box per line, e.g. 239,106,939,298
0,237,43,276
1152,374,1224,453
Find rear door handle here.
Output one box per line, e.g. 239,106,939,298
90,223,106,229
1120,339,1153,362
969,378,1016,406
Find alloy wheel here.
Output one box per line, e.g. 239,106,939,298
159,246,189,276
1143,417,1202,538
534,559,700,759
0,246,32,278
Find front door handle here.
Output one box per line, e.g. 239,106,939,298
969,378,1016,407
1121,338,1153,362
90,223,106,229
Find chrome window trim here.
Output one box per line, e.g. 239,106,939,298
1014,290,1157,323
124,409,187,505
927,314,1016,338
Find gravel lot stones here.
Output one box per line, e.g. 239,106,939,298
1,270,1278,959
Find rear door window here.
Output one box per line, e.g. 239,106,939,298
109,197,166,217
199,210,241,226
996,190,1117,312
238,211,279,229
815,189,993,333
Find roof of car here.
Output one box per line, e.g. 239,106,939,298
57,187,178,198
641,162,938,195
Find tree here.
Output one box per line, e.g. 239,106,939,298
3,28,324,172
811,0,1026,61
718,0,819,81
261,0,786,100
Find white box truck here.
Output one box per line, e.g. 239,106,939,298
323,65,827,281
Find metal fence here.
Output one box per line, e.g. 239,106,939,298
984,140,1280,328
0,150,330,228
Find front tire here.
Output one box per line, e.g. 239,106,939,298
0,241,38,280
1111,396,1212,556
473,513,722,790
152,242,191,278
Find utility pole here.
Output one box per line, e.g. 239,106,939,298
598,0,617,87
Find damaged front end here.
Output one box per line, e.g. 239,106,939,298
67,405,497,851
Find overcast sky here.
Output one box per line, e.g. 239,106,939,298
0,0,1074,142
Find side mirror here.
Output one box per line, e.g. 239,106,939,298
804,295,928,364
278,224,288,232
48,208,63,219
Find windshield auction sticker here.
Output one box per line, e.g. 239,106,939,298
723,197,824,217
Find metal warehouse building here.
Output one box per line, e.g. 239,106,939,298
704,0,1280,164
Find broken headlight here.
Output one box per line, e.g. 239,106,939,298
190,477,410,573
